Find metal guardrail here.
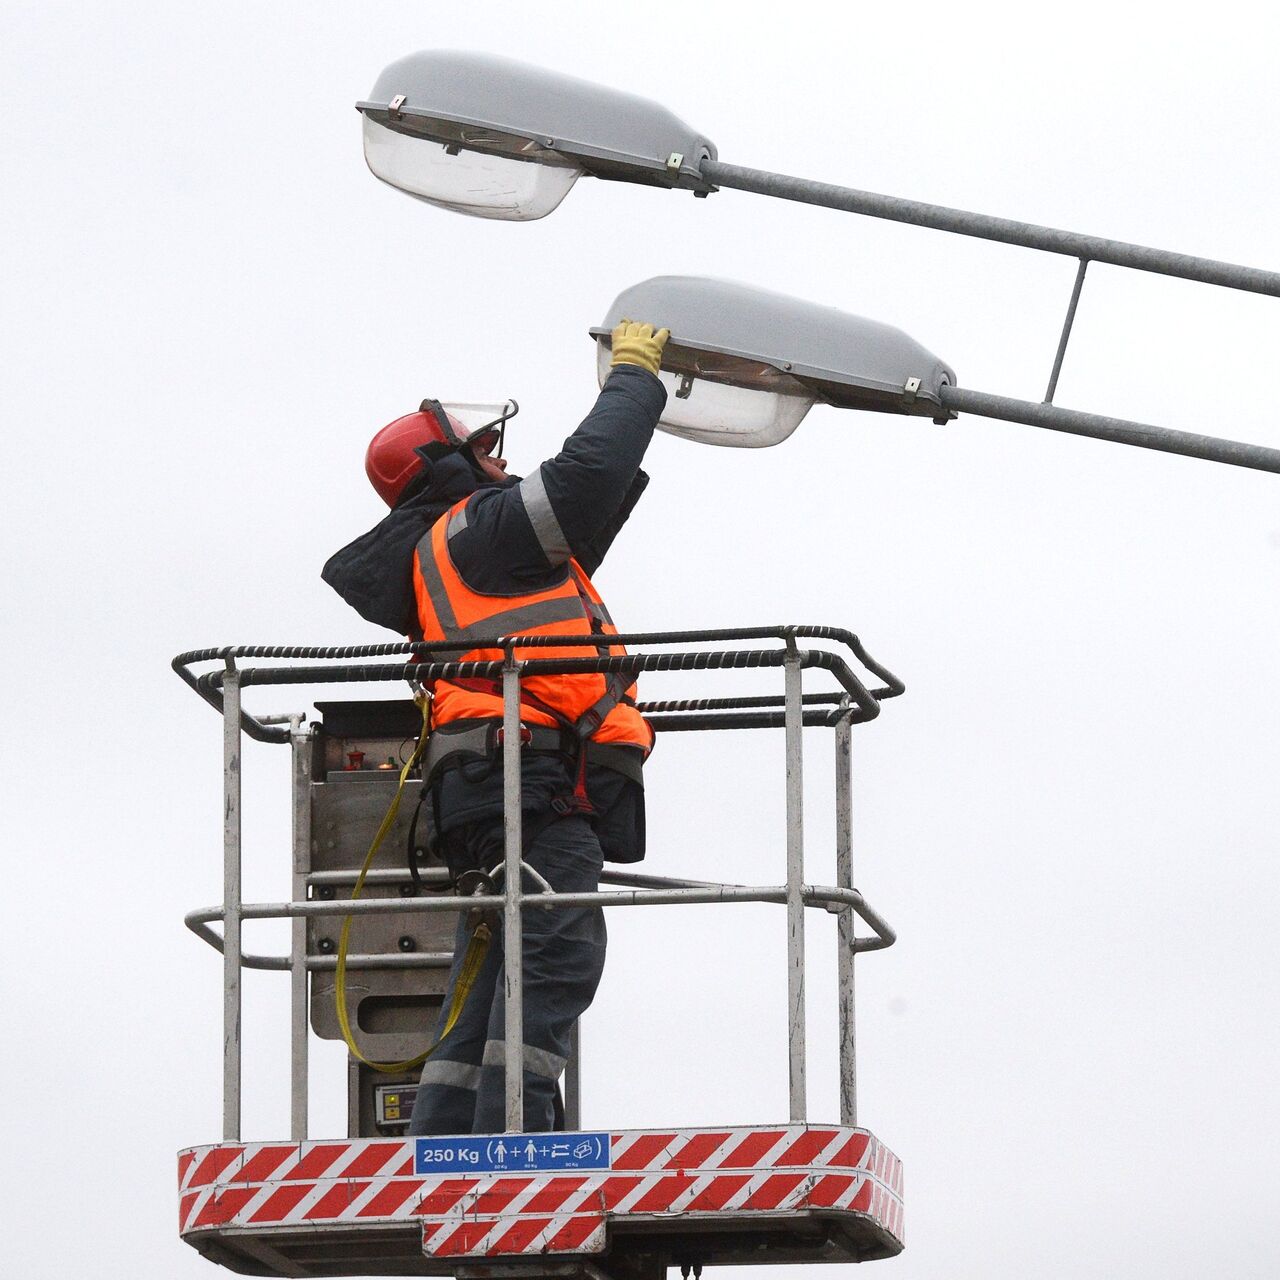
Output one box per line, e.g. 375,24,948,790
172,625,905,743
177,625,904,1143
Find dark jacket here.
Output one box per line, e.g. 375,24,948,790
323,366,668,858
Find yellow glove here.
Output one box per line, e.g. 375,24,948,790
610,320,670,376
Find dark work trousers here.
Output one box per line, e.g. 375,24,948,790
408,813,606,1135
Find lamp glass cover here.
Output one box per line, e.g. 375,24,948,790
363,118,580,221
596,343,815,447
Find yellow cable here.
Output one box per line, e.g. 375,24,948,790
334,695,491,1074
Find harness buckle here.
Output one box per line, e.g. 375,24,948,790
494,724,533,747
455,869,499,933
551,792,595,817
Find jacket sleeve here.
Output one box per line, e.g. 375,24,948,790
448,365,667,590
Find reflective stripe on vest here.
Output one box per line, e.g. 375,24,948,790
412,496,652,751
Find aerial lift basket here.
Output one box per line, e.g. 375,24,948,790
174,625,907,1278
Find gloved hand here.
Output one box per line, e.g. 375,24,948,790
610,320,670,376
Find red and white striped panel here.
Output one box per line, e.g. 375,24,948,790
178,1125,904,1260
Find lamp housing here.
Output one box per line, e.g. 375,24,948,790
357,52,717,220
592,276,956,446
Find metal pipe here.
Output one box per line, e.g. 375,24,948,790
308,951,451,970
701,159,1280,299
186,882,895,942
222,667,243,1141
834,711,857,1127
639,692,848,712
171,650,291,743
1044,259,1088,404
502,657,525,1133
175,627,906,737
289,726,311,1141
783,646,807,1122
184,944,453,972
565,1022,581,1131
307,867,451,887
601,869,739,891
940,384,1280,475
174,625,897,663
202,647,887,721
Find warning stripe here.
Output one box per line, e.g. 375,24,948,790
177,1126,905,1247
338,1142,403,1179
807,1173,856,1208
684,1174,751,1212
664,1132,730,1169
589,1175,643,1211
188,1146,244,1188
436,1219,497,1256
874,1186,892,1226
776,1129,838,1166
473,1178,534,1215
189,1168,895,1229
414,1177,481,1216
716,1129,785,1169
489,1214,554,1253
632,1172,696,1213
547,1213,606,1252
231,1145,296,1185
278,1144,349,1181
304,1180,371,1220
358,1179,425,1218
524,1176,589,1214
742,1171,807,1210
611,1132,676,1170
629,1174,692,1214
248,1181,314,1224
192,1187,258,1228
828,1131,870,1168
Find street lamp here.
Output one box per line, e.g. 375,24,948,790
357,51,715,221
358,52,1280,475
592,277,954,447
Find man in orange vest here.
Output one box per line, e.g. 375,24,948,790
324,322,669,1134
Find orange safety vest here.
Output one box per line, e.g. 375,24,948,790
412,497,653,752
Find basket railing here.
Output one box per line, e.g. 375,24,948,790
175,625,904,1141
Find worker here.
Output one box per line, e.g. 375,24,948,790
322,321,670,1134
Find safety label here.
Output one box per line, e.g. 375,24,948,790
414,1132,612,1174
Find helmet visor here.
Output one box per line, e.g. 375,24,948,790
440,400,519,457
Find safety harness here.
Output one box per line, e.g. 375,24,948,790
410,495,647,850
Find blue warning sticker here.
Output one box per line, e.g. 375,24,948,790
414,1132,612,1175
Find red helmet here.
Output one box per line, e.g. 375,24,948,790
365,399,499,507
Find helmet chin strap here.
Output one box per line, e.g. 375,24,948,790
412,399,488,481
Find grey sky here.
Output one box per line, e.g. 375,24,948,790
3,3,1278,1278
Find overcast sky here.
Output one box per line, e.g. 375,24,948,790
4,3,1279,1278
